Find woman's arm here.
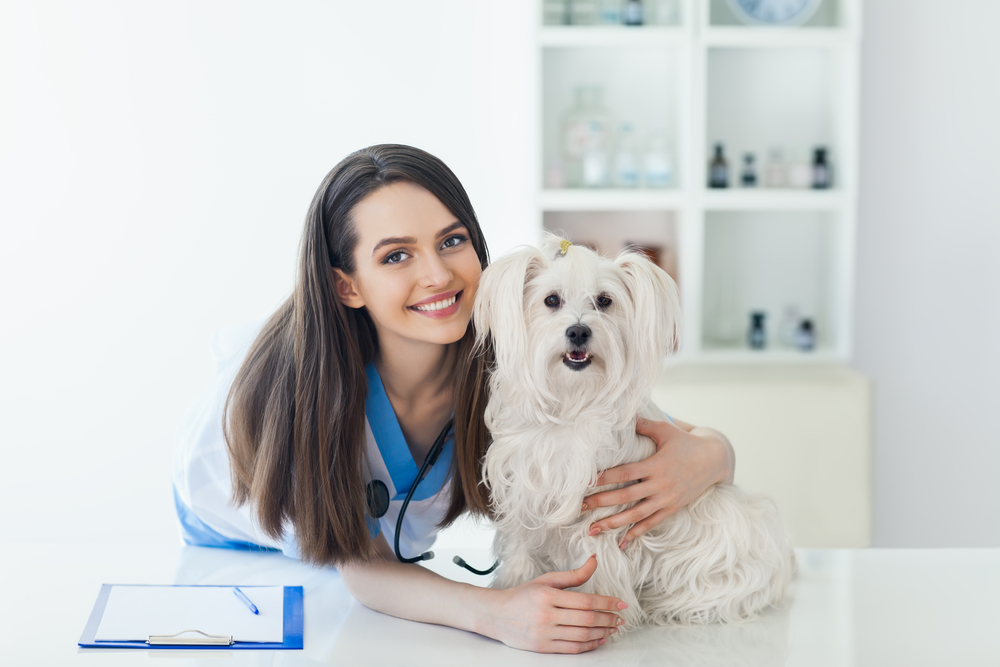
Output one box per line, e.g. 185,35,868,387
580,416,736,549
339,534,626,654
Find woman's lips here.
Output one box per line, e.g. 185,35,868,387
409,290,462,319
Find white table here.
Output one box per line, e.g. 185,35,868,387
3,542,998,666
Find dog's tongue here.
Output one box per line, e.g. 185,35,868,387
569,351,588,361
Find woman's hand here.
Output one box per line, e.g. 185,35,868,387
481,554,626,654
581,417,735,550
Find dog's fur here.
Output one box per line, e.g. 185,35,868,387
473,235,795,629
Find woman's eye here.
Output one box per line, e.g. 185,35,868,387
383,250,410,265
544,294,561,308
597,295,612,309
441,234,468,249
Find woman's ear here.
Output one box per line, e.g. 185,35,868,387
333,269,366,309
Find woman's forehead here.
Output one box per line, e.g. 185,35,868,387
352,181,456,242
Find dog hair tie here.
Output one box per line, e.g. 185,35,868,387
559,239,572,255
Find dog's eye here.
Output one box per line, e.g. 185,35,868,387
596,295,612,309
544,294,561,309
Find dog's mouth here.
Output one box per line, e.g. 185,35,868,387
562,350,593,370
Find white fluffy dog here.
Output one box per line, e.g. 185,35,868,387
473,235,794,629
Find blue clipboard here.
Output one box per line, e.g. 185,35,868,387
78,584,303,650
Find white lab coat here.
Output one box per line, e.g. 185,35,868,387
171,320,453,561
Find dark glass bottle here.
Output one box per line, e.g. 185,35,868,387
812,147,831,189
796,319,815,351
741,152,757,187
708,143,728,188
622,0,643,25
748,311,766,350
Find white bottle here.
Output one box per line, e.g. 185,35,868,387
582,130,609,188
764,148,787,188
561,86,614,188
613,123,640,188
787,150,812,188
779,305,800,347
644,133,674,188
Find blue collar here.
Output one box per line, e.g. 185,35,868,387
364,362,454,502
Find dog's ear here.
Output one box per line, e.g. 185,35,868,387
473,245,546,363
615,250,682,366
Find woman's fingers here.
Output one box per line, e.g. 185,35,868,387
533,553,598,589
582,479,651,511
586,496,665,535
553,624,619,642
551,587,629,613
618,507,675,549
506,559,630,653
555,608,625,629
591,460,648,488
550,638,608,653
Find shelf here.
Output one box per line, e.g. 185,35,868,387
536,2,861,365
540,189,685,211
538,26,687,47
702,189,847,211
680,347,844,364
702,27,856,48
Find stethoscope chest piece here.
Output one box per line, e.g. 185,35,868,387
366,479,390,519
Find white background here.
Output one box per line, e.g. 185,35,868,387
0,0,997,548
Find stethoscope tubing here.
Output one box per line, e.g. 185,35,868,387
392,417,498,576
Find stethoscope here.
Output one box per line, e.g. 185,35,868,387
365,418,497,576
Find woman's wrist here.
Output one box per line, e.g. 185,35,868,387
690,427,735,485
462,582,502,639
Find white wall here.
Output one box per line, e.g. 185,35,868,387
854,0,1000,546
0,0,536,544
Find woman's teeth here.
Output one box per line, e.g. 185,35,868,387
413,295,457,311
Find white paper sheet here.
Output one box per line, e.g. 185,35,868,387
95,585,285,643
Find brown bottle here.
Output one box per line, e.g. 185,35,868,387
709,143,728,188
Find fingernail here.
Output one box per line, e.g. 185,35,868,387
589,526,601,537
581,502,588,511
617,602,629,611
616,615,625,624
610,627,618,635
599,638,607,645
618,539,628,550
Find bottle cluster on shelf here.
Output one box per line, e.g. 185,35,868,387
549,85,674,189
748,308,816,352
708,143,833,189
542,0,681,26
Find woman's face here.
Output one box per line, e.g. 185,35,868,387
335,181,482,348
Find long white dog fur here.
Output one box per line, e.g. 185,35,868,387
473,234,795,629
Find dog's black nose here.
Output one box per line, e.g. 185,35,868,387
565,324,591,346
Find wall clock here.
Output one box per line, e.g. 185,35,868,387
725,0,824,26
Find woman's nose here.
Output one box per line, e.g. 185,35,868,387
419,251,453,287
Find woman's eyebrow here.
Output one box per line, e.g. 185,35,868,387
372,235,416,257
435,221,465,238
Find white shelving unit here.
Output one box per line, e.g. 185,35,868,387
536,0,862,364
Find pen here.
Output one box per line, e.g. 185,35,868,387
232,587,259,615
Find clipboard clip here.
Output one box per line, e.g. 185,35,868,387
147,629,234,646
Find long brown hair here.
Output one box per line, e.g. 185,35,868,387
223,145,493,566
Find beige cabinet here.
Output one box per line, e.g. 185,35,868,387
653,363,871,547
